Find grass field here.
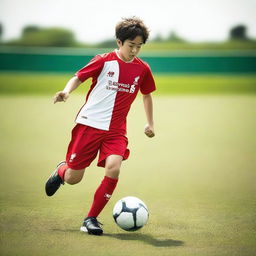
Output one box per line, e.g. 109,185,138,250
0,91,256,255
0,72,256,95
142,40,256,51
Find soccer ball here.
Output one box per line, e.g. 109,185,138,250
113,196,149,231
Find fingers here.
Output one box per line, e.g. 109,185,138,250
53,94,60,104
145,130,155,138
53,92,68,104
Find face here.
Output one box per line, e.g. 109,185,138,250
117,36,143,62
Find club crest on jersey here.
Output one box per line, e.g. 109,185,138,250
107,71,115,77
134,76,140,84
130,76,140,93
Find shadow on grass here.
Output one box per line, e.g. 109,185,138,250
52,229,184,247
52,228,80,233
104,233,184,247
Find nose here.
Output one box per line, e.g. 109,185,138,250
131,47,137,54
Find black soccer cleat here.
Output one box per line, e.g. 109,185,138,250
45,161,66,196
80,217,103,236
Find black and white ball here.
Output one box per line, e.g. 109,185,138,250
113,196,149,231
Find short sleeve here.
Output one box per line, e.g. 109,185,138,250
140,64,156,95
76,55,104,82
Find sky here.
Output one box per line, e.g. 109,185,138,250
1,0,255,43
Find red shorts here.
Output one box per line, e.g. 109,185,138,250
66,124,130,169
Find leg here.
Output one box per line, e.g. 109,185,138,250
81,155,122,235
46,125,103,197
45,162,85,196
86,155,122,217
81,133,128,235
64,168,85,185
105,154,123,179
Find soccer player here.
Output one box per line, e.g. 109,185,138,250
45,17,156,235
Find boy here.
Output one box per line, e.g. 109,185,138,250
45,17,156,235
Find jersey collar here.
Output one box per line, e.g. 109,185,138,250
114,49,135,63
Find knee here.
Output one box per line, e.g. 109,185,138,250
105,163,120,179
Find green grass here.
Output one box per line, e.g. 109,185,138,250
0,72,256,95
142,41,256,51
0,94,256,256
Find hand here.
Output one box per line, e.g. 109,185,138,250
53,91,69,104
144,124,155,138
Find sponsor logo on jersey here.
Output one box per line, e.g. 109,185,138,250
106,76,140,94
107,71,115,77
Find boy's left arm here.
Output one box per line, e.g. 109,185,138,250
143,93,155,138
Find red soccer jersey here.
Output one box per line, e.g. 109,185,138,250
75,50,156,133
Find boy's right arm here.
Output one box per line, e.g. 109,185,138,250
53,76,82,104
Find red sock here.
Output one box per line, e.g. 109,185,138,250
87,176,118,218
57,164,69,181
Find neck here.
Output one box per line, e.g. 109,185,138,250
115,49,134,63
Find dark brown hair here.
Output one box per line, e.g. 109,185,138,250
115,17,150,44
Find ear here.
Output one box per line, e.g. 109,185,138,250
116,39,123,48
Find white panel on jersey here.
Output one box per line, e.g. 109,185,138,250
75,60,119,131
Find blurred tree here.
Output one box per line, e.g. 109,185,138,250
152,33,164,42
7,26,77,47
22,25,40,36
97,39,117,48
0,23,3,41
229,25,249,41
166,31,186,42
